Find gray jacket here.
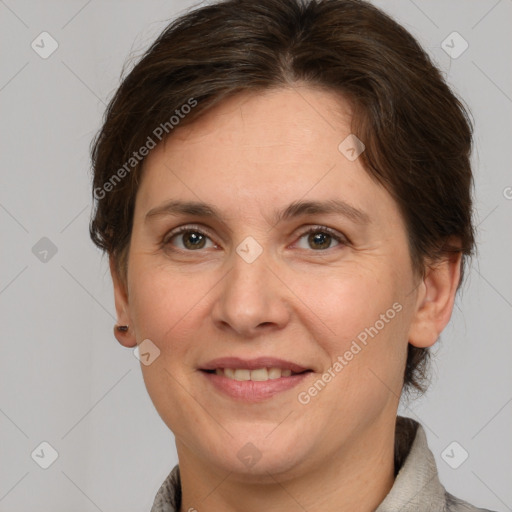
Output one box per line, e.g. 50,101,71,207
150,416,495,511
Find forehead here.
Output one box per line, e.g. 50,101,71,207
135,86,400,229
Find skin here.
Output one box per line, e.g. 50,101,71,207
111,86,461,512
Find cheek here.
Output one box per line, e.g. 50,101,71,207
298,267,409,394
128,256,209,339
126,260,215,432
296,266,401,340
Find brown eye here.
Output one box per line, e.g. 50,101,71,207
295,226,346,251
164,227,215,251
307,231,333,250
180,231,207,250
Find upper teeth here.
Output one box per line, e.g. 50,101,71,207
215,368,293,381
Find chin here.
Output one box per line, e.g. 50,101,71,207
203,433,313,481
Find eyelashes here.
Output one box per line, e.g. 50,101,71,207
161,224,349,254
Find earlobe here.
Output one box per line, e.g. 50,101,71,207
408,252,462,349
110,256,137,348
113,324,137,348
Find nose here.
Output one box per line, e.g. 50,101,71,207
211,249,292,338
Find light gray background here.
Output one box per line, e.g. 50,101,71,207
0,1,511,511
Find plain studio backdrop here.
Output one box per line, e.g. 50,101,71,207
0,1,511,511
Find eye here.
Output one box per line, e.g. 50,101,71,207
294,226,347,251
163,225,217,251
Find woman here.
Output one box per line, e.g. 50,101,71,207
89,0,495,510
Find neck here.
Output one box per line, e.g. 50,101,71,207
177,418,396,512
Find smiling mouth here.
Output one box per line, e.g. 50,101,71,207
201,368,312,382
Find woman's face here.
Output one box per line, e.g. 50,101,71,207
116,86,428,478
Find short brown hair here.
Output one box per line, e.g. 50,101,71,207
89,0,475,395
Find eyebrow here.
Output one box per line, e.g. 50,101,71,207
145,198,370,226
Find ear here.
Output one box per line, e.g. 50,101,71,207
408,251,462,349
110,256,137,348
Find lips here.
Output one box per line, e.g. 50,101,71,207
200,356,311,373
199,357,313,401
